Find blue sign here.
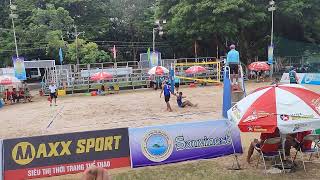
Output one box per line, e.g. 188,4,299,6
301,73,320,85
281,73,320,85
129,120,243,168
268,45,274,65
12,56,26,80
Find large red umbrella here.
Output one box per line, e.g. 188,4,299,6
185,66,207,74
248,62,270,71
90,72,113,81
0,75,21,85
228,84,320,134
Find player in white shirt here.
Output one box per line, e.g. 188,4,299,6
48,82,57,106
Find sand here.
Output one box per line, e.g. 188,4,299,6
0,82,319,179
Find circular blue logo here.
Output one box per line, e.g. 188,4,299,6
142,130,173,162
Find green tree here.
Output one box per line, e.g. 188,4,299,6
66,39,112,64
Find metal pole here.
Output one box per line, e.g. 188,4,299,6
9,0,19,58
75,25,79,66
152,28,155,52
271,10,274,46
269,1,275,78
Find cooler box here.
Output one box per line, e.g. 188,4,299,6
58,90,66,96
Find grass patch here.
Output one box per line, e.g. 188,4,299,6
112,160,284,180
112,159,320,180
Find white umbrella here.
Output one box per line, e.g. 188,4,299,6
228,84,320,134
148,66,169,75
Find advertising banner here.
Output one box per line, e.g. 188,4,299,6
3,128,130,180
268,45,274,65
150,52,161,68
12,56,26,80
129,120,242,168
281,73,320,85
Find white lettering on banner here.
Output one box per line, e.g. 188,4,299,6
66,164,85,172
52,166,66,174
27,169,41,177
175,135,232,151
42,168,52,175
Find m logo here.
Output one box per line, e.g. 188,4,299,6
12,142,36,165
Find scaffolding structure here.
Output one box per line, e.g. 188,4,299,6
40,57,229,94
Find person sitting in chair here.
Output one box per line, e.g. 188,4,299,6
174,92,197,108
226,44,240,85
247,128,280,163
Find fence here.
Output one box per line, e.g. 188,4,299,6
275,54,320,74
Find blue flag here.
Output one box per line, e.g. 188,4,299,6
59,48,63,65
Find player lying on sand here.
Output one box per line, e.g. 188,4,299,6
174,92,197,108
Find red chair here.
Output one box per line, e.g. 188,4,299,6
297,134,320,172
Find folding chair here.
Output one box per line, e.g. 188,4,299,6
298,134,320,172
255,137,285,174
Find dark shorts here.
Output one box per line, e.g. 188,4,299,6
290,81,298,84
164,95,170,102
50,93,57,99
229,64,239,74
174,83,180,88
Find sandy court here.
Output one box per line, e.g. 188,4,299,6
0,82,319,179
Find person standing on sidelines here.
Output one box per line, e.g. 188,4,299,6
226,44,240,85
289,67,299,84
160,80,173,112
49,82,58,106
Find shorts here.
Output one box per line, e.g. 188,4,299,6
229,64,239,74
50,93,57,99
290,81,298,84
174,83,180,88
164,95,170,102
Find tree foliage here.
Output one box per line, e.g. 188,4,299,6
0,0,320,67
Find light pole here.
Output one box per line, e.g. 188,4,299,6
67,25,84,66
9,0,19,58
268,0,276,77
152,19,166,52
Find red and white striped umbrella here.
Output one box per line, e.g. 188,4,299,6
248,62,270,71
0,75,21,85
90,72,113,81
185,66,207,74
228,84,320,134
148,66,169,75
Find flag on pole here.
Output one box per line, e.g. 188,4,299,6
147,47,151,62
59,48,63,65
113,45,117,59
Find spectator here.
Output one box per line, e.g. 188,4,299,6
12,88,18,103
48,82,58,106
247,128,280,163
289,67,299,84
4,89,11,104
25,88,32,102
18,88,25,103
